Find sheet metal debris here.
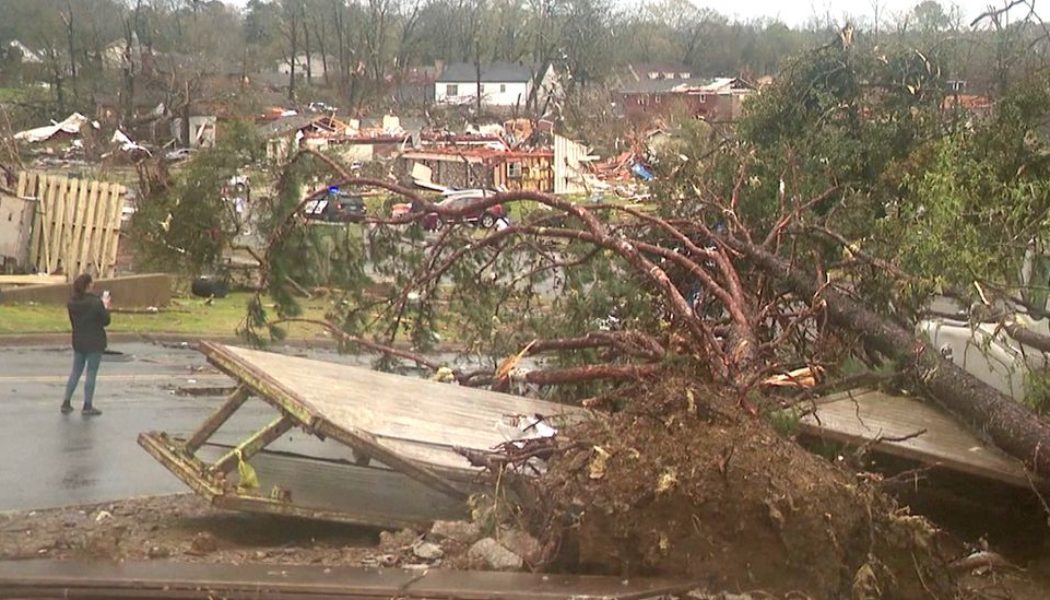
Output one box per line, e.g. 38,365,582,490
139,343,590,527
14,112,96,143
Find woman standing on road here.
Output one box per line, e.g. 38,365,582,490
61,274,111,417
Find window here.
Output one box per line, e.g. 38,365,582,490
446,84,459,96
507,161,523,179
648,72,660,80
698,94,707,104
499,84,507,93
679,72,691,79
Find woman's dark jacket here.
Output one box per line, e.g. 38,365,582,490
68,293,110,353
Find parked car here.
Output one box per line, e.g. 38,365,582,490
422,189,504,230
303,189,367,223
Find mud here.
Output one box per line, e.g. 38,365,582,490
534,379,956,598
0,494,378,566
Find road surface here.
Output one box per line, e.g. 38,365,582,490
0,342,381,512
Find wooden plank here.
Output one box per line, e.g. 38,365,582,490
798,388,1036,488
184,385,251,453
200,343,589,496
14,171,27,198
40,176,60,273
49,176,68,274
140,433,469,529
24,173,43,270
197,445,471,526
0,559,697,600
28,174,44,271
58,177,77,277
90,182,112,275
102,185,126,277
77,179,101,276
0,274,67,286
68,178,90,276
210,415,296,475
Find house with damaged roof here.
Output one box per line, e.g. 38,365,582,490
434,62,561,108
619,63,755,123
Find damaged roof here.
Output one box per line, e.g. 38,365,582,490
437,62,534,84
621,76,753,95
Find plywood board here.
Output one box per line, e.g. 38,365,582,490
201,343,590,491
140,433,469,529
799,388,1036,488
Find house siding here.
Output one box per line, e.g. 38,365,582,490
434,81,531,107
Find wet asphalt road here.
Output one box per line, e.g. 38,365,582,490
0,342,384,513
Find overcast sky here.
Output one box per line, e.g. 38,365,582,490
222,0,1002,28
704,0,988,26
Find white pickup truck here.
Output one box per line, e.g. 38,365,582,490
917,249,1050,402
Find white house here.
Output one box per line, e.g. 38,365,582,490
434,62,559,107
7,40,43,64
276,54,332,80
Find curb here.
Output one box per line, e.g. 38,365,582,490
0,332,466,354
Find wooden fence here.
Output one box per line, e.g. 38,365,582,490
16,172,126,280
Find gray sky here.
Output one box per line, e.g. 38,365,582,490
702,0,993,26
221,0,1003,28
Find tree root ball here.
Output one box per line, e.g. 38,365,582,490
533,379,955,598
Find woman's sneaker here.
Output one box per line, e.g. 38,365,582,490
82,407,102,417
60,404,73,414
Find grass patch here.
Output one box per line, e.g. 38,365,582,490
0,292,330,337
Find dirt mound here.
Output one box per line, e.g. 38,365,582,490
533,379,955,598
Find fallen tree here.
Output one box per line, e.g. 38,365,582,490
121,25,1050,595
248,141,1050,479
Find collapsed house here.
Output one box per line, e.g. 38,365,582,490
620,74,755,123
399,147,555,193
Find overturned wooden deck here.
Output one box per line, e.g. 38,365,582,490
140,343,590,527
799,389,1036,488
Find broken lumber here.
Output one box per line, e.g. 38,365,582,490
741,241,1050,479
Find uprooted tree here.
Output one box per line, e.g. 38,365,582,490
131,24,1050,596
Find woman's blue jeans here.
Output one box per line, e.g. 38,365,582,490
63,351,102,409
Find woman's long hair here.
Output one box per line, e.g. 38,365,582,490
72,273,93,299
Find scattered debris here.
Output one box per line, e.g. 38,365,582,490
174,386,238,397
495,529,541,566
428,520,482,545
412,541,445,561
187,531,218,556
14,113,95,143
468,538,523,571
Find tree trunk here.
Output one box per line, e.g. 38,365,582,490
303,16,312,86
288,11,298,101
333,2,347,96
64,1,77,86
182,81,191,149
738,241,1050,479
1004,321,1050,354
315,19,329,87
